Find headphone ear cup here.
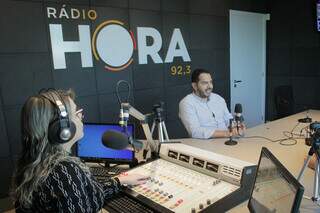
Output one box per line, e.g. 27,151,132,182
68,120,76,141
48,119,76,144
48,119,64,144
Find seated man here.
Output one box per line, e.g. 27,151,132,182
179,68,244,139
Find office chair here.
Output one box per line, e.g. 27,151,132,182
274,85,294,119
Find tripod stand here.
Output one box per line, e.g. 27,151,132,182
297,135,320,204
150,103,170,143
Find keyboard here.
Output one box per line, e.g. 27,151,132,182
104,194,155,213
90,166,127,183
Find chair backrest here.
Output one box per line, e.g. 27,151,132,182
274,85,294,119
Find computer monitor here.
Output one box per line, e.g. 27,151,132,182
248,147,304,213
76,123,134,164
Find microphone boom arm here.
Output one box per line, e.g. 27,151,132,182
121,103,158,153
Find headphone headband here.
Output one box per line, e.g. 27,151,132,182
39,89,76,144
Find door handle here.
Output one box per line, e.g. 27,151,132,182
233,80,242,87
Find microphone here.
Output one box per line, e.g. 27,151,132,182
119,104,129,128
102,130,143,150
234,103,244,134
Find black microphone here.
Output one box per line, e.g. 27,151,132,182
234,103,244,134
234,103,244,122
102,130,143,150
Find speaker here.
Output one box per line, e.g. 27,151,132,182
39,89,76,144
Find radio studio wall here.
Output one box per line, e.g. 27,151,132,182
0,0,303,197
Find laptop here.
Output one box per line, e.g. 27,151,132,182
248,147,304,213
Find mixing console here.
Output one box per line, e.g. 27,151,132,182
128,159,238,212
106,143,256,213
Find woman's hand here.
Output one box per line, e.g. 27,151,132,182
117,173,149,186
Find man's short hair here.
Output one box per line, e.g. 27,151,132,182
191,68,211,83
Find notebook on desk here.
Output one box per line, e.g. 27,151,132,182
248,147,304,213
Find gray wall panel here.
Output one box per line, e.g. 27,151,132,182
129,0,161,11
130,9,162,34
165,84,191,122
190,15,216,49
162,0,188,13
292,48,320,77
4,106,22,157
52,54,97,96
0,158,13,198
91,0,128,8
189,0,229,16
0,95,9,158
267,48,292,76
44,0,90,5
76,95,100,123
0,1,48,53
132,51,164,90
0,54,53,107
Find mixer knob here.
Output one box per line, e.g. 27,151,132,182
206,199,211,205
191,208,196,213
199,203,204,209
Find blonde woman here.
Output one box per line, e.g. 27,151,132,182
13,89,148,212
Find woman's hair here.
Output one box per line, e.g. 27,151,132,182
12,89,89,208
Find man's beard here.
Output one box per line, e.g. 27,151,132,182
198,89,212,98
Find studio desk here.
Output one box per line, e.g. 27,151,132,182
103,110,320,212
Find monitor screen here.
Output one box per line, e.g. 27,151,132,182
317,0,320,32
248,147,304,213
76,123,134,163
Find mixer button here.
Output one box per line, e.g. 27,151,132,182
206,199,211,205
191,208,196,213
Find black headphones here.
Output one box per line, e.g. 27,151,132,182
39,89,76,144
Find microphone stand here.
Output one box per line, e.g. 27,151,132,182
225,119,238,145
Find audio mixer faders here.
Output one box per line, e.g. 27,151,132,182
128,159,238,212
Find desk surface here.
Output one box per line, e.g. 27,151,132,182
178,110,319,212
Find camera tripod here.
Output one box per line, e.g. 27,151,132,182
297,137,320,204
150,102,170,143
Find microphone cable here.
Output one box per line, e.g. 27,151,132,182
242,122,307,146
116,80,131,106
115,80,135,151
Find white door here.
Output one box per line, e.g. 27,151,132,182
230,10,269,128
